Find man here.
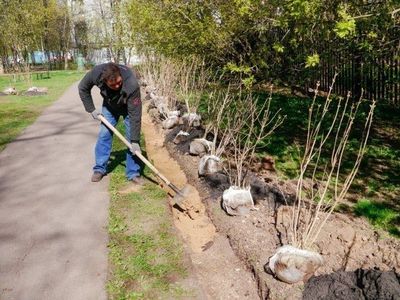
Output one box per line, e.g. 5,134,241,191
78,62,143,183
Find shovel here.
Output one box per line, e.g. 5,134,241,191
97,115,189,209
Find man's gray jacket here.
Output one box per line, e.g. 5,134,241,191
78,63,142,143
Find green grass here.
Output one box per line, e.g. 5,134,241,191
0,70,85,151
354,199,400,238
107,124,190,300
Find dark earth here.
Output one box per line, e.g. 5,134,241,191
157,119,400,299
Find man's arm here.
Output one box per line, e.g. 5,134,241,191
78,71,96,113
127,86,142,143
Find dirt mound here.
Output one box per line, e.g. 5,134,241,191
303,268,400,300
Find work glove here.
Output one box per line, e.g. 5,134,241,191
130,142,141,154
91,109,103,120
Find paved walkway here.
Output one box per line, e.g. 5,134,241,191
0,83,109,300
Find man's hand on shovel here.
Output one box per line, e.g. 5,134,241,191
96,114,189,210
91,109,103,120
130,142,141,154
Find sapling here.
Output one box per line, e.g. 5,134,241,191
195,85,235,175
225,88,284,188
177,57,208,116
221,88,284,215
137,55,159,92
154,56,179,113
199,84,244,158
137,55,179,118
140,56,210,129
207,86,235,158
269,74,375,284
290,75,375,250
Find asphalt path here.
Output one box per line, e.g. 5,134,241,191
0,83,109,300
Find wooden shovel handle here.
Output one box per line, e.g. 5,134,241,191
97,115,174,187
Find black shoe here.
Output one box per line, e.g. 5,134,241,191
91,172,104,182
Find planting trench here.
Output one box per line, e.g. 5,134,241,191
141,101,400,299
141,104,260,299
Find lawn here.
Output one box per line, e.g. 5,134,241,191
0,70,85,151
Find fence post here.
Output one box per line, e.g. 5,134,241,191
353,49,362,101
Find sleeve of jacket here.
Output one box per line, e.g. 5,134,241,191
78,70,96,113
126,78,142,143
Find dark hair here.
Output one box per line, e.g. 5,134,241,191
101,63,121,82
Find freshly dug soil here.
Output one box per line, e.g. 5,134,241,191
145,98,400,299
303,268,400,300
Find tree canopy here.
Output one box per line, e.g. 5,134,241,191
125,0,399,87
0,0,398,91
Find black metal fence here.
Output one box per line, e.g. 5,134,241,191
315,49,400,106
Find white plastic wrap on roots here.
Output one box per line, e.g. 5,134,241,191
3,87,17,95
148,92,157,100
221,186,255,216
167,110,180,118
268,245,324,284
157,102,169,116
27,86,48,93
189,138,213,156
182,113,201,127
198,155,221,176
145,85,156,95
162,115,179,129
150,95,166,107
173,130,190,144
149,96,159,108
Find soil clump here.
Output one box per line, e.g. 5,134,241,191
303,268,400,300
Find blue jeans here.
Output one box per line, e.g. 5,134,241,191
93,106,141,180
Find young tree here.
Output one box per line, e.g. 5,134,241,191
46,0,73,69
290,77,376,250
0,0,46,72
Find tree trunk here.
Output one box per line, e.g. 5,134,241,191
126,47,132,66
11,46,20,72
64,52,69,70
123,48,128,66
0,48,5,74
353,53,362,101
